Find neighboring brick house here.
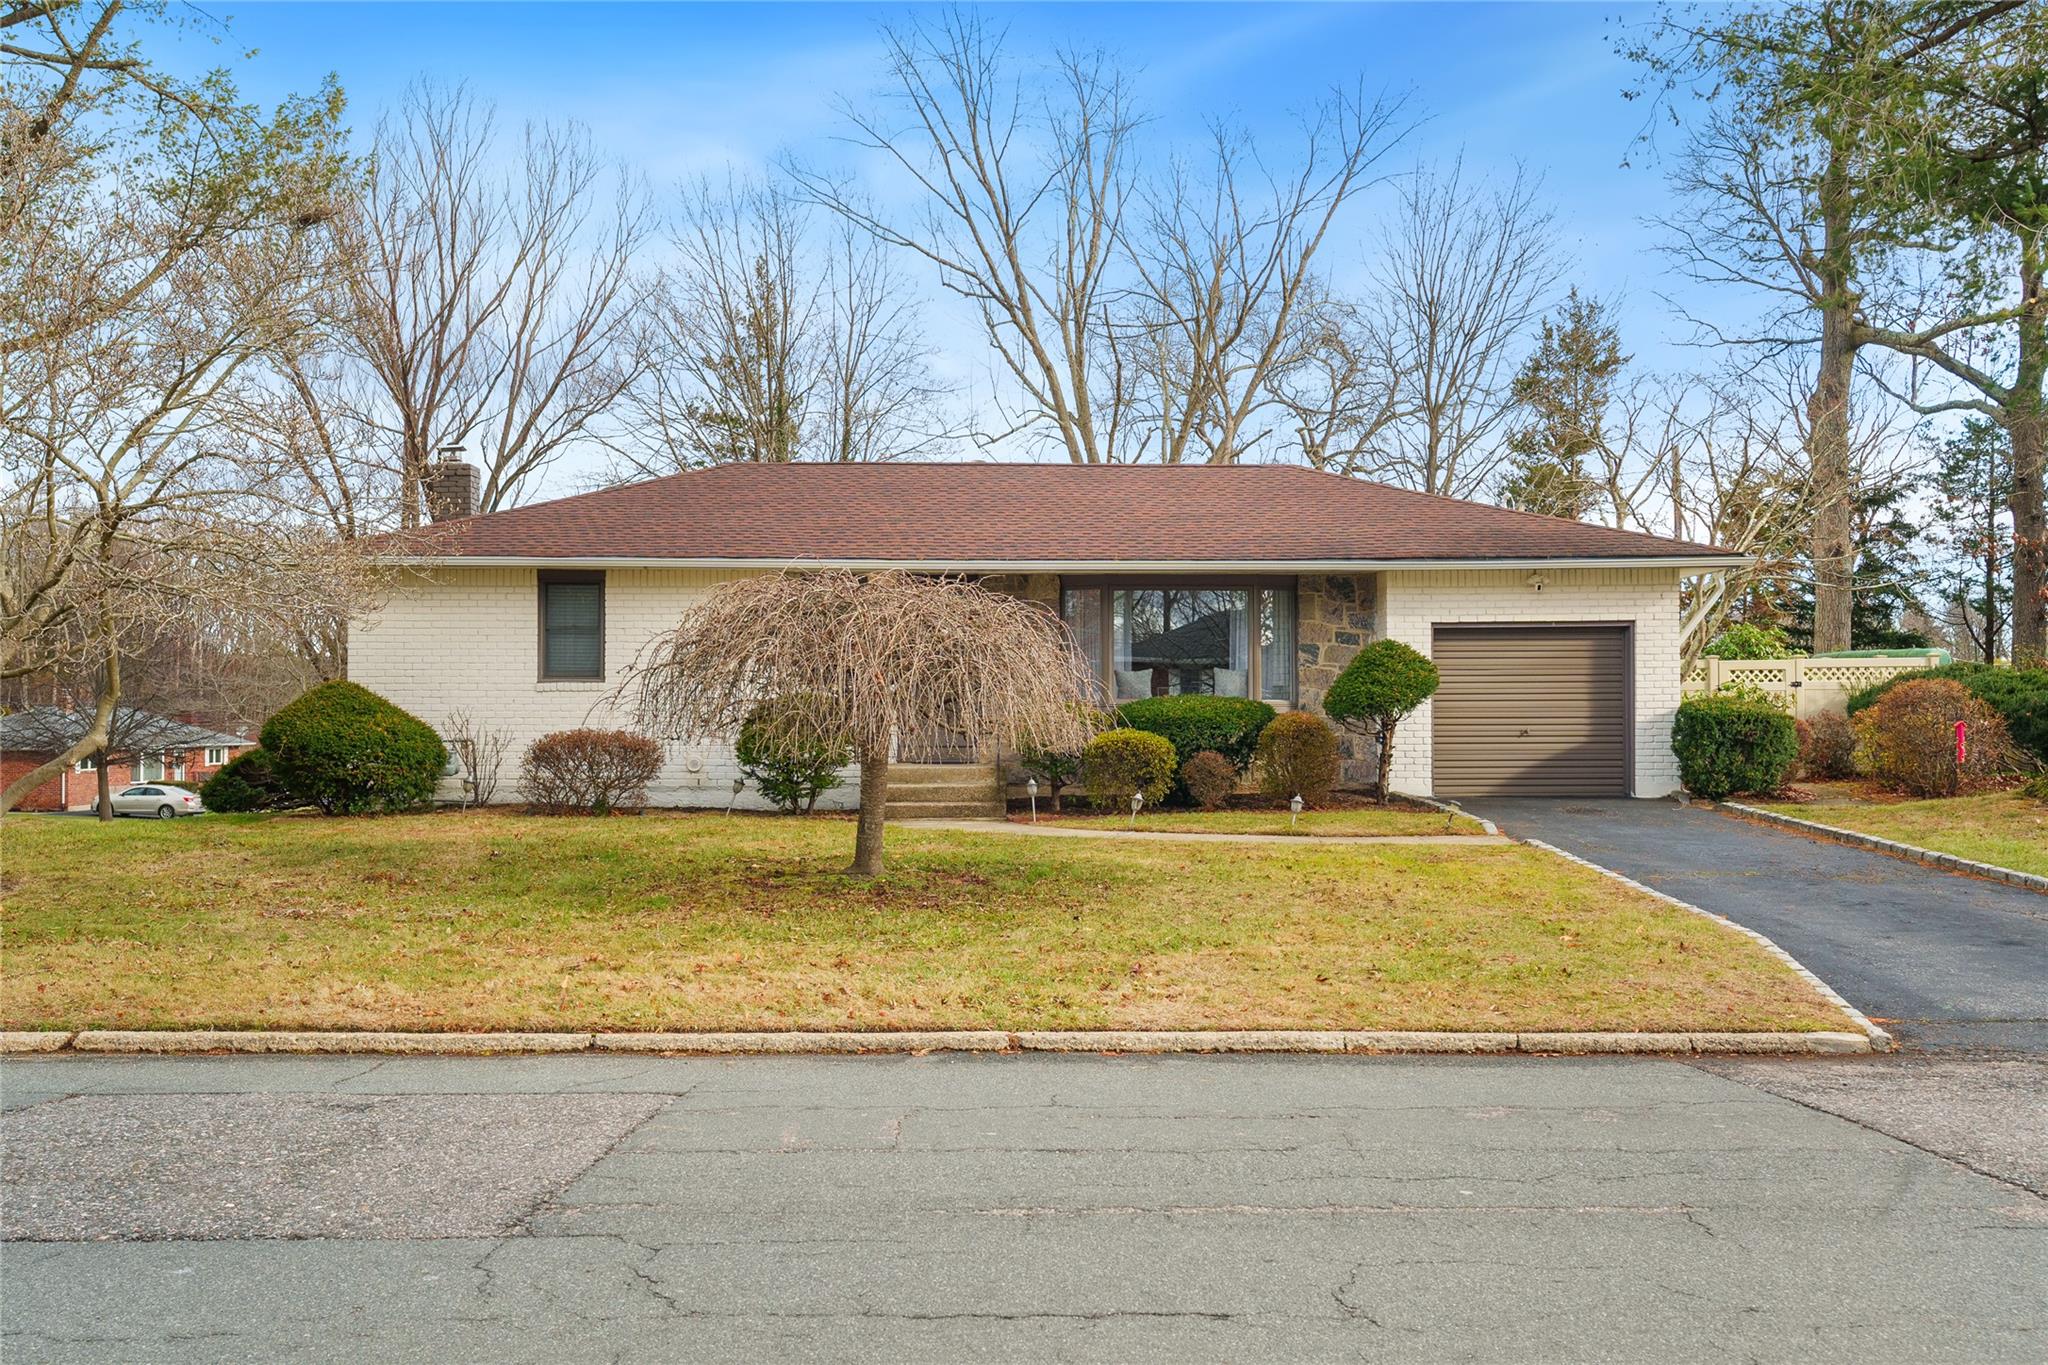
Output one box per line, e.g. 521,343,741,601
353,462,1745,807
0,707,254,812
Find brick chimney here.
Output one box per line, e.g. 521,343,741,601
424,447,481,522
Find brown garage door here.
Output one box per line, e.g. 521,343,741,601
1431,625,1629,797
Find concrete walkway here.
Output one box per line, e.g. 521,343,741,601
897,818,1506,846
1470,797,2048,1054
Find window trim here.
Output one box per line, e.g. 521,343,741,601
204,747,228,767
537,570,607,682
1060,576,1299,706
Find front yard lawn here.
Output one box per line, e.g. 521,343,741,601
1753,782,2048,879
0,810,1850,1034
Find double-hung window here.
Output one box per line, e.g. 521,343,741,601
539,571,606,680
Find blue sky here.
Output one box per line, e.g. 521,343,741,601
162,2,1723,486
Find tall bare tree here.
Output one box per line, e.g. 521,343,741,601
791,12,1140,462
1120,91,1408,464
338,83,652,523
1360,159,1564,496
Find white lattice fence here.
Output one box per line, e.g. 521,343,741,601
1680,653,1947,719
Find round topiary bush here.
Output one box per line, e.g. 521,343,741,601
197,748,289,812
1079,728,1177,810
1670,692,1798,800
1180,749,1239,811
1852,678,2017,797
260,682,448,815
1254,711,1340,806
735,699,852,814
1114,695,1276,774
1323,639,1439,800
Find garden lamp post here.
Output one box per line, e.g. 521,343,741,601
1026,776,1038,823
727,776,745,814
1290,793,1303,831
1129,790,1144,830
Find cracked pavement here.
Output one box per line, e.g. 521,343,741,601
2,1053,2042,1362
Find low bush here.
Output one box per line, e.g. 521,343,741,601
1011,705,1108,813
1079,728,1176,810
197,748,290,812
1853,679,2017,798
1115,695,1275,782
1671,692,1798,800
1254,711,1340,806
1793,711,1858,781
735,701,851,814
1180,750,1239,811
260,681,447,815
1847,664,2048,766
521,729,665,814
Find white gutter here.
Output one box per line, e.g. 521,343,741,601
370,554,1752,573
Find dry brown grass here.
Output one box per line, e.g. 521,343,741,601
0,809,1851,1034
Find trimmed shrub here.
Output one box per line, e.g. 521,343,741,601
1254,711,1340,806
1011,705,1109,813
260,681,447,815
1181,750,1239,811
1853,679,2017,797
1323,639,1440,800
735,701,851,814
1115,695,1276,775
198,748,289,812
1794,711,1858,781
1848,664,2048,767
521,729,665,814
1079,728,1176,810
1702,623,1795,660
1671,692,1798,800
2021,771,2048,802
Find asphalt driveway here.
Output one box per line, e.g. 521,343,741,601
1469,798,2048,1054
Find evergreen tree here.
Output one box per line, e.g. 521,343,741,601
1497,291,1624,520
1925,419,2014,662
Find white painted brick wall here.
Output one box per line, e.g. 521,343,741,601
348,567,861,810
1377,567,1684,798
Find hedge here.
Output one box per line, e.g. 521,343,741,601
1079,728,1177,809
259,682,447,815
1671,692,1798,800
197,748,290,812
1845,663,2048,765
1114,694,1274,802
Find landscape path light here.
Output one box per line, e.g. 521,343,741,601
1290,793,1303,831
1026,775,1038,823
1129,789,1144,830
727,776,745,814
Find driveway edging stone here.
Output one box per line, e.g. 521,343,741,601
1519,836,1895,1049
1718,801,2047,895
20,1028,1872,1056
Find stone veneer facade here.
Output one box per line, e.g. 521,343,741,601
1295,574,1380,786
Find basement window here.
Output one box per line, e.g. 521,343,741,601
539,571,606,680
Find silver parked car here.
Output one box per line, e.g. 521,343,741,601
98,784,205,819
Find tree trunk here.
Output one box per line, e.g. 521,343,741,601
1374,720,1395,803
2008,249,2046,668
1807,153,1856,655
96,753,112,822
848,738,890,878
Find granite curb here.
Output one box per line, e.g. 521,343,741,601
0,1028,1871,1056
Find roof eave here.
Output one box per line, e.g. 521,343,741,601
368,553,1751,573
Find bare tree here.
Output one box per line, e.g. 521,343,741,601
1262,290,1405,475
1122,91,1409,463
1361,159,1565,497
792,12,1141,462
442,708,512,807
618,571,1098,877
338,83,652,523
612,182,953,478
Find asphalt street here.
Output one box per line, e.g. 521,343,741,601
2,1052,2042,1363
1469,798,2048,1053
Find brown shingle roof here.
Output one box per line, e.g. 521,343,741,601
379,462,1739,566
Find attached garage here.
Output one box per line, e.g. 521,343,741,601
1430,624,1631,797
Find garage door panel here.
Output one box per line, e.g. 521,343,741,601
1432,626,1629,797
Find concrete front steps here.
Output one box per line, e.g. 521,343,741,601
885,762,1002,820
